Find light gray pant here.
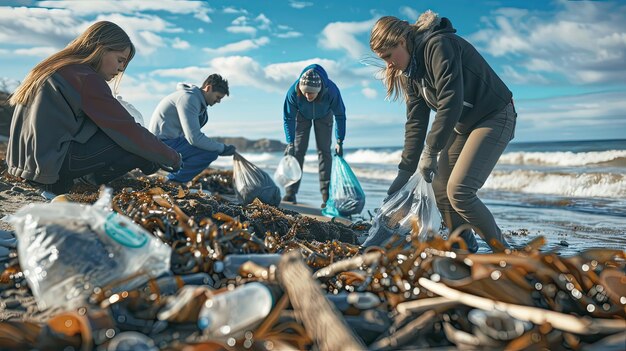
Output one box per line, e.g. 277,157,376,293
432,102,516,251
286,112,333,200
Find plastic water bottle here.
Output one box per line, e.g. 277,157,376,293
326,292,381,314
107,331,156,351
214,254,282,279
198,282,274,337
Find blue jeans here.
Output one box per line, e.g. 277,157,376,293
162,137,220,182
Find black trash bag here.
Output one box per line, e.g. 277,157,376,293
232,152,281,206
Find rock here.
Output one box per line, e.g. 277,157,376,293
211,137,286,153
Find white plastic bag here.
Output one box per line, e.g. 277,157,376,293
8,188,171,310
362,172,441,247
117,95,145,126
273,155,302,188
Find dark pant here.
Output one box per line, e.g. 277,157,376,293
162,137,220,183
432,102,517,251
286,112,333,201
42,129,157,194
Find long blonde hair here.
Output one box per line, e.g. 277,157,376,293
369,11,440,101
9,21,135,106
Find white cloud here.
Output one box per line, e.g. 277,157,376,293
172,37,190,50
362,87,378,99
255,14,271,30
223,7,248,15
232,16,247,25
289,1,313,9
276,31,303,39
399,6,419,21
227,26,257,35
0,7,80,47
502,66,549,85
319,17,378,58
152,56,374,94
14,46,57,57
513,91,626,141
227,16,258,36
38,0,213,23
470,2,626,84
203,37,270,55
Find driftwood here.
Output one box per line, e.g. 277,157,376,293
419,277,626,335
277,251,365,351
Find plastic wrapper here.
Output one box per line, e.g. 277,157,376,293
7,188,171,310
117,95,144,126
322,155,366,218
362,172,441,247
273,155,302,188
233,153,281,206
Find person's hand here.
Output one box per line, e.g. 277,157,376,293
284,143,295,157
220,144,237,156
161,153,183,173
334,140,343,157
387,169,413,195
419,146,439,183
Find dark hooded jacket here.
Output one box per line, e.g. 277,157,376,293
283,64,346,144
398,17,512,172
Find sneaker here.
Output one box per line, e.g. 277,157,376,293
282,194,296,204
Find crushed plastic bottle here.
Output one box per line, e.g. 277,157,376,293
214,253,282,279
198,282,274,338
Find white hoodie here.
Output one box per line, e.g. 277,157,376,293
149,83,225,153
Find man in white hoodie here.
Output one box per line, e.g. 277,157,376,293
149,74,236,183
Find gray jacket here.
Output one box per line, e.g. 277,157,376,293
149,83,225,153
399,17,512,172
7,64,180,184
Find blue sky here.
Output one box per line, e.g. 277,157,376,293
1,0,625,148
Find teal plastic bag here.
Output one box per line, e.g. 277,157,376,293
322,155,366,218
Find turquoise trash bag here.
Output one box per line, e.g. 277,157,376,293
362,172,441,247
322,155,366,218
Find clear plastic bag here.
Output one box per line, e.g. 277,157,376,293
233,153,281,206
362,172,441,247
117,95,145,126
322,155,366,217
273,155,302,188
7,188,171,310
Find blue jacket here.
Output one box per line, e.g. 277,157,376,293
283,64,346,144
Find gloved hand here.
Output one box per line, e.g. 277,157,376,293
334,140,343,157
284,143,295,157
419,146,439,183
161,153,183,173
220,144,237,156
387,169,413,195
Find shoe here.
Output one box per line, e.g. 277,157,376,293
282,194,296,204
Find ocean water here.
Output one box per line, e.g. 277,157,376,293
212,139,626,254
